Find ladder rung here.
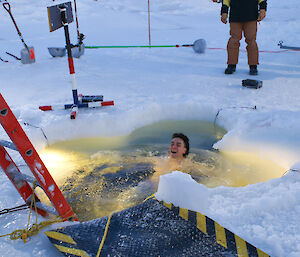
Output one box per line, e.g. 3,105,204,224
35,201,58,216
0,139,18,151
6,164,40,186
20,173,40,186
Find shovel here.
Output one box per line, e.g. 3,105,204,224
3,1,35,64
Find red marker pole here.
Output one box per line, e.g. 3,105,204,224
59,6,79,107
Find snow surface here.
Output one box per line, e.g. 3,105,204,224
0,0,299,256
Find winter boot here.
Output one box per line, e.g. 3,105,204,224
225,64,236,74
249,65,258,75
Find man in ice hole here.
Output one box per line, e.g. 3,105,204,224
151,133,190,182
169,133,190,162
166,133,209,184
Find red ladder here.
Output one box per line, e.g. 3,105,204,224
0,93,78,221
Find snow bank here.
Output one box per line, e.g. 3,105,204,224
155,170,300,257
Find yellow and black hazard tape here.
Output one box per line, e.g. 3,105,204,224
45,213,113,257
44,231,90,257
161,201,270,257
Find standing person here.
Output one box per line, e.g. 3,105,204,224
221,0,267,75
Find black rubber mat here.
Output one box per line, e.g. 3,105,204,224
46,198,238,257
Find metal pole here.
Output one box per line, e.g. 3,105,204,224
85,44,194,49
147,0,151,47
73,0,80,39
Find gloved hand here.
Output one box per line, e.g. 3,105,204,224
221,13,228,24
258,9,266,21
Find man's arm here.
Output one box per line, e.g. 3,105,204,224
258,0,267,21
221,0,230,24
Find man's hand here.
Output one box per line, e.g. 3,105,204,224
221,13,228,24
258,9,266,22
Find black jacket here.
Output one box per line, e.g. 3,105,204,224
221,0,267,23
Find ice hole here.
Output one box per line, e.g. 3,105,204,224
40,120,285,221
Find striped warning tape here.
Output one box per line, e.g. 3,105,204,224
162,201,270,257
44,231,89,257
53,244,89,257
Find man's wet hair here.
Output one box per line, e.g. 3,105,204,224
172,133,189,157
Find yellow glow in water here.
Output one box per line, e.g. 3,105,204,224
40,149,88,185
212,150,286,187
41,151,66,165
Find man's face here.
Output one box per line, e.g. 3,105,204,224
169,137,186,160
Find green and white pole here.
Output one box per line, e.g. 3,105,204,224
85,39,207,53
85,44,193,49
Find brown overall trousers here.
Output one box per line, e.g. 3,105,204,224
227,21,258,65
